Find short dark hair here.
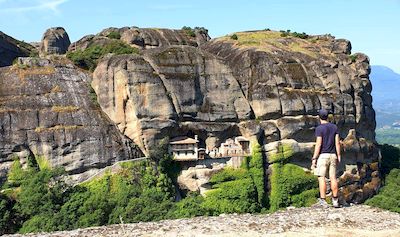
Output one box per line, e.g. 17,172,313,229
318,109,329,120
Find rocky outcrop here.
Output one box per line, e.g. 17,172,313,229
92,46,252,154
0,57,141,182
39,27,71,56
4,205,400,237
89,29,378,202
69,27,210,51
177,164,225,195
0,31,35,67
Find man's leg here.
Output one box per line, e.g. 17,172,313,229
330,176,338,198
330,154,340,207
318,176,327,198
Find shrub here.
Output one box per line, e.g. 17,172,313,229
269,163,318,211
379,144,400,176
194,26,208,34
66,40,138,71
365,169,400,213
291,32,309,39
291,188,319,207
349,54,358,63
7,159,25,185
88,83,99,107
268,144,294,164
249,143,267,207
19,214,57,234
171,193,206,218
230,34,238,40
182,26,196,37
209,168,249,186
280,30,290,37
202,178,260,215
106,31,121,39
0,194,17,235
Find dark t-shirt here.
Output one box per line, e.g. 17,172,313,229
315,123,338,154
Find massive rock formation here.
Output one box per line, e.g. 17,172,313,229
0,31,35,67
39,27,71,56
90,29,378,203
0,27,379,203
0,57,141,182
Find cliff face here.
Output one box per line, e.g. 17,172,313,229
92,29,375,151
0,28,379,202
90,29,378,203
0,57,141,182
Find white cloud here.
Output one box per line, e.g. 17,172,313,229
147,4,193,11
0,0,68,13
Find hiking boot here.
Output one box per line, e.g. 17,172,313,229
332,197,340,208
313,198,330,208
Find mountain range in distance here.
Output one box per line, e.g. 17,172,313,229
370,65,400,128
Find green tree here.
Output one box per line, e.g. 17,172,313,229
172,193,206,218
14,169,65,220
202,178,260,215
365,169,400,213
379,144,400,176
249,143,267,207
0,194,17,235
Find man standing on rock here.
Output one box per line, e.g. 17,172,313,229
311,109,341,208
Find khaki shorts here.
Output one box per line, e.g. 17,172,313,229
314,153,337,178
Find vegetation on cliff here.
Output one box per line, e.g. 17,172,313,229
268,144,318,211
365,168,400,213
0,143,269,234
66,40,139,71
364,144,400,213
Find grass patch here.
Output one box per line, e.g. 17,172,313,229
50,86,62,93
209,168,249,186
11,65,55,80
34,155,51,171
34,125,83,133
288,42,317,58
51,106,80,113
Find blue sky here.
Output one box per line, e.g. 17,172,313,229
1,0,399,73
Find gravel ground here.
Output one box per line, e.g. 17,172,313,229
5,205,400,237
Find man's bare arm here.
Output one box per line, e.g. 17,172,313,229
312,136,322,167
335,134,341,162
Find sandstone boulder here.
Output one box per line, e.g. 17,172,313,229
40,27,71,56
